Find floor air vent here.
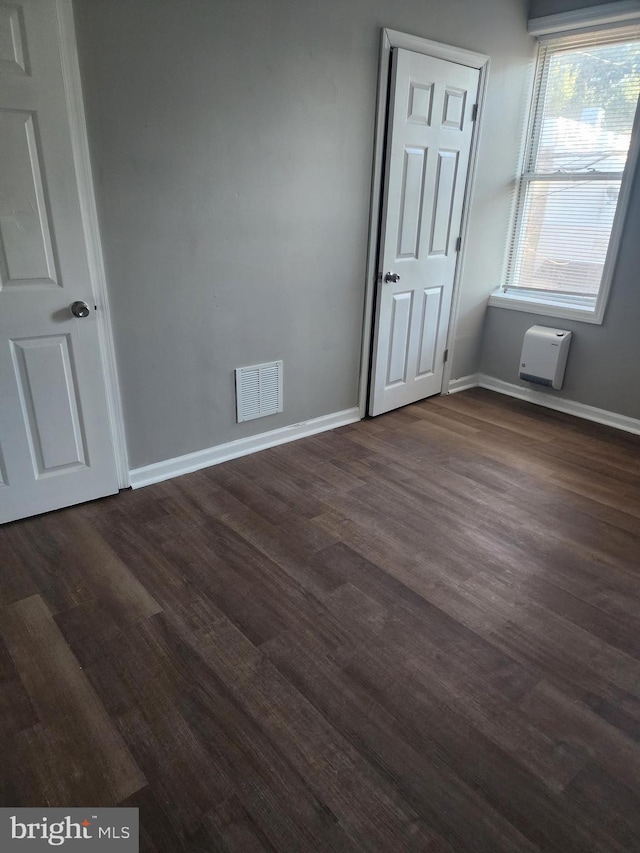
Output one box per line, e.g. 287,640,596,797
235,360,283,423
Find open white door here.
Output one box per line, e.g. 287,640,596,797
0,0,119,523
369,48,479,416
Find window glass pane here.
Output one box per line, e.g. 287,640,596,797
507,30,640,302
511,180,620,295
533,41,640,174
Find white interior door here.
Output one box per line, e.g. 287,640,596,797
369,48,479,416
0,0,119,524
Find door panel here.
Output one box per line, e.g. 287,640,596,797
0,109,58,288
387,291,413,385
0,5,28,75
397,147,427,258
11,335,87,474
417,287,442,377
407,82,433,125
0,0,118,523
442,87,466,129
370,48,479,416
429,150,459,256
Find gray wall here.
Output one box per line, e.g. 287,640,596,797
481,0,640,420
74,0,533,469
529,0,613,18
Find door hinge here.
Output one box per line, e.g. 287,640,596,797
443,348,449,363
455,236,462,252
472,103,478,121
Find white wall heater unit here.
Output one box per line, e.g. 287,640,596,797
519,326,572,390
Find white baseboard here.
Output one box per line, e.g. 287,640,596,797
129,407,361,489
446,374,480,394
477,374,640,436
130,378,640,489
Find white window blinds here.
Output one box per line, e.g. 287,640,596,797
505,25,640,300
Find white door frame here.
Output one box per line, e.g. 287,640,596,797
56,0,129,487
358,29,490,417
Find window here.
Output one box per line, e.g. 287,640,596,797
493,25,640,323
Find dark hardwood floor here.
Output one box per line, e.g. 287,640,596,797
2,388,640,851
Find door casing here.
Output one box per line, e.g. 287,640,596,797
56,0,129,486
359,29,490,417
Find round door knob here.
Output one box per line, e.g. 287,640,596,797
70,301,90,318
384,272,400,283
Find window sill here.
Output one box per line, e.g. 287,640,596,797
488,289,604,325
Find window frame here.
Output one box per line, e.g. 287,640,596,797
490,27,640,325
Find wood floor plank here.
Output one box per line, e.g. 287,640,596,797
104,613,396,852
0,521,89,613
2,388,640,850
228,452,332,519
44,514,162,626
1,594,146,806
262,630,540,853
168,617,450,851
369,613,587,793
518,679,640,795
561,764,640,851
343,643,627,853
0,635,37,738
0,532,38,606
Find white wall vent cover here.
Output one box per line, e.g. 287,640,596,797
235,360,283,423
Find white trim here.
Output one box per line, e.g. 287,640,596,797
358,28,490,416
383,29,490,67
129,407,361,489
488,289,603,323
444,372,640,435
446,374,480,394
477,374,640,436
358,29,391,417
56,0,130,488
529,1,640,36
596,90,640,321
442,55,490,391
